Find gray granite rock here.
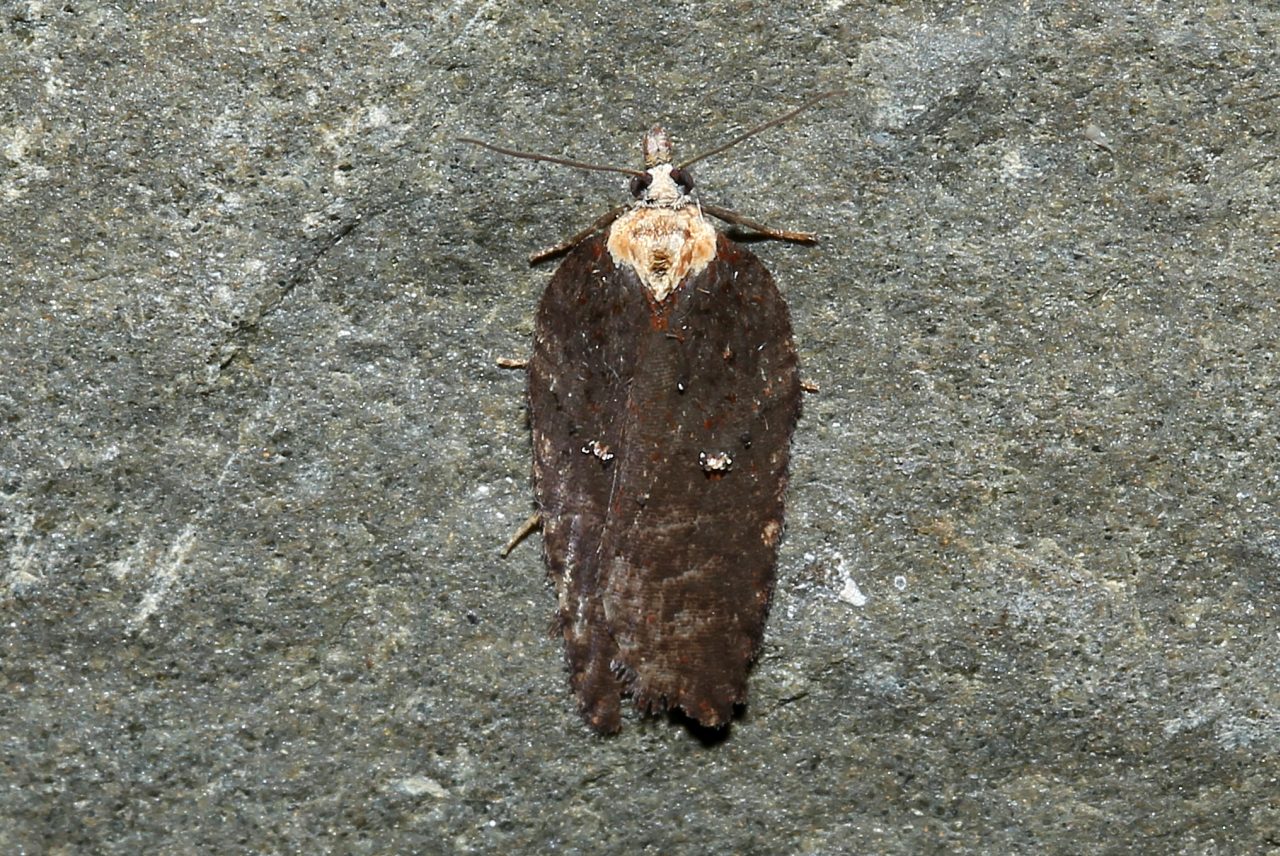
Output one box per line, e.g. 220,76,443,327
2,1,1276,853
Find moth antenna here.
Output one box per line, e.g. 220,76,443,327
457,137,646,177
677,90,844,170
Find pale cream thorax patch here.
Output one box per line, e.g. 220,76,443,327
606,164,717,302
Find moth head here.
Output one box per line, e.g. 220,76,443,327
628,164,695,207
632,126,695,207
642,125,674,167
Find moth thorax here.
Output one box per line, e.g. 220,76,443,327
649,249,672,276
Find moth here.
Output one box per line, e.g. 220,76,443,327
461,93,833,733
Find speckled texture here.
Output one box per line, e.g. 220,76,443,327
2,1,1277,853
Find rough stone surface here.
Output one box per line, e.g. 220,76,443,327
2,1,1276,853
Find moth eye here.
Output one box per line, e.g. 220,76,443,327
629,173,653,198
670,168,694,194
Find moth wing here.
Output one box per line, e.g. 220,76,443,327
599,236,802,727
527,235,640,734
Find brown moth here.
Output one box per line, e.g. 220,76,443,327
462,93,834,733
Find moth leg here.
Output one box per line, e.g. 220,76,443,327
500,512,541,556
702,203,818,244
530,205,629,265
496,357,527,369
